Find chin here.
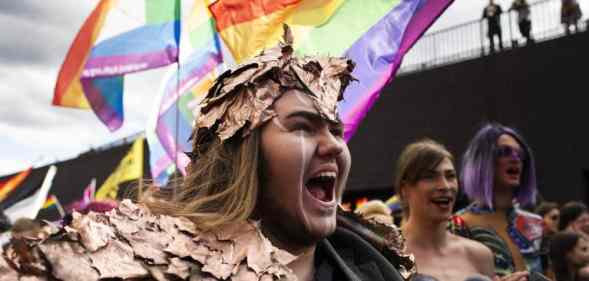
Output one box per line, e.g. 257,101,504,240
430,214,451,224
304,215,337,241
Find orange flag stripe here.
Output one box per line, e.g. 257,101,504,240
52,0,117,108
0,168,32,201
209,0,301,31
42,195,57,209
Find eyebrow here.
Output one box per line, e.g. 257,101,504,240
425,168,456,174
285,111,343,127
286,110,322,122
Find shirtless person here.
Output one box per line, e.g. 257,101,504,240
395,139,497,281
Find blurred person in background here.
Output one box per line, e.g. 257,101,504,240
550,231,589,281
535,201,560,279
536,202,560,236
510,0,534,44
354,199,394,225
559,201,589,240
452,123,544,278
483,0,504,53
395,139,498,281
561,0,583,34
10,218,42,239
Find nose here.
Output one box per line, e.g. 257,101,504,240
438,178,451,191
317,128,344,158
437,176,456,192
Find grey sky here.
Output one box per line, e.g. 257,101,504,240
0,0,582,175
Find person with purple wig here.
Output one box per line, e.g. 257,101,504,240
450,123,546,278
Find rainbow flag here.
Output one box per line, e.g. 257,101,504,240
42,194,66,217
210,0,453,140
42,195,57,209
0,168,32,202
386,194,402,212
148,0,452,185
54,0,181,131
4,166,58,222
148,0,225,185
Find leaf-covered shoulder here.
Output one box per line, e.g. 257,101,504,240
1,199,297,281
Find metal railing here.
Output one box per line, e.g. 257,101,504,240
399,0,587,74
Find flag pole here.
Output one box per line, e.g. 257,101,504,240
53,196,66,218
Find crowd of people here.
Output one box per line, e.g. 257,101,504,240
482,0,583,53
355,125,589,281
0,26,585,281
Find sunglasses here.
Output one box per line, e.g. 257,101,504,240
495,145,526,160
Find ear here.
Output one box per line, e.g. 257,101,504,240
399,181,409,200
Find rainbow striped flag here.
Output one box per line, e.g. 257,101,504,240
0,168,32,202
53,0,181,131
42,195,57,209
148,0,452,185
147,0,226,184
386,194,402,212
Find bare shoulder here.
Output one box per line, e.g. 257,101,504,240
449,233,494,275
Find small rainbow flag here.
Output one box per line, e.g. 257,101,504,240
386,194,402,212
42,194,65,218
42,195,57,209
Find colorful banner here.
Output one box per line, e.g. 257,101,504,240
0,167,32,202
150,0,452,185
148,0,225,185
95,138,144,200
57,0,451,186
54,0,181,131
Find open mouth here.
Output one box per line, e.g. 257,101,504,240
305,172,336,203
506,166,521,176
431,196,453,209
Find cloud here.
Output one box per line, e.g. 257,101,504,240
0,0,94,30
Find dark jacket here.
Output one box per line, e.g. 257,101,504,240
316,226,406,281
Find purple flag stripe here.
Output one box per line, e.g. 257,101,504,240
159,52,222,113
81,76,124,131
340,0,453,141
82,48,179,78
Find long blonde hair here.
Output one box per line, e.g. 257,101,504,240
139,131,262,230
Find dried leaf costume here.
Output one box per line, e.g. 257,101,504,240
0,26,414,281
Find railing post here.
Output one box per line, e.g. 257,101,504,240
432,34,437,67
480,20,486,56
508,10,516,48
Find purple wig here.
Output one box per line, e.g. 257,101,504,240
460,123,537,208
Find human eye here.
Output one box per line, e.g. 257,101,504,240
446,171,457,180
290,119,316,134
330,123,344,138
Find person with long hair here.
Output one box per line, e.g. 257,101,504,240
395,139,499,281
550,231,589,281
451,123,545,278
0,27,412,281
